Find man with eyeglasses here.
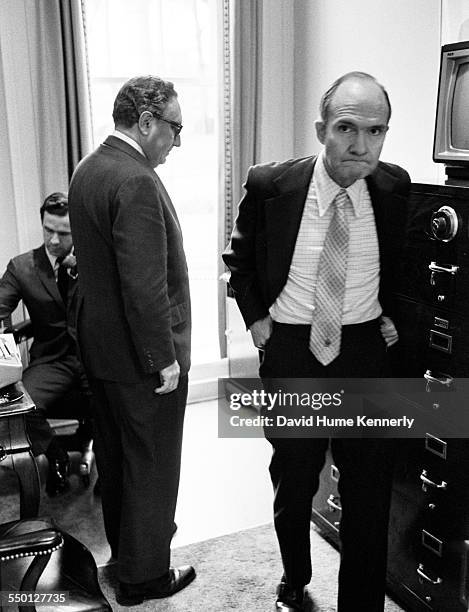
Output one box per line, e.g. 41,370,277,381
0,192,89,496
68,75,194,605
223,72,410,611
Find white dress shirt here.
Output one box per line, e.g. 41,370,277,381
270,151,382,325
112,129,145,157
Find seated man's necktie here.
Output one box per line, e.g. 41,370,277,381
309,189,351,365
56,257,69,304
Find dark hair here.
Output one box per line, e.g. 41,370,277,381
40,192,68,221
112,75,178,128
319,71,392,123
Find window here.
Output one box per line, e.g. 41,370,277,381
83,0,221,366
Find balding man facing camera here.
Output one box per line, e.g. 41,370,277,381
223,72,410,611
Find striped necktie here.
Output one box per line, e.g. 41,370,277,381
309,189,350,365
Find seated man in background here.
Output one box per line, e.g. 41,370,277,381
0,192,89,496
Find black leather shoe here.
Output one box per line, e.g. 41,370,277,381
45,458,70,496
116,565,196,606
275,581,305,611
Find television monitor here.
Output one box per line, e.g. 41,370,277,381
434,41,469,170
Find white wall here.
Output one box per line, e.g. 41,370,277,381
442,0,469,43
293,0,442,185
259,0,295,162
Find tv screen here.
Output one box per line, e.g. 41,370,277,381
434,40,469,167
451,61,469,150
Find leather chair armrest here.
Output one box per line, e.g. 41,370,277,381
0,528,63,561
3,319,33,343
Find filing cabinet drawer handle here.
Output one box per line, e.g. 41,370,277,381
0,445,6,462
424,370,453,387
420,470,447,491
428,262,459,275
327,494,342,512
417,564,442,585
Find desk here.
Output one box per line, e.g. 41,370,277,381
0,381,40,518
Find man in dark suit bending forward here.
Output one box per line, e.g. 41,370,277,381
223,72,410,612
69,75,195,606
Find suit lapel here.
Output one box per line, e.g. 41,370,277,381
265,157,315,295
33,245,64,308
366,164,399,252
154,173,182,233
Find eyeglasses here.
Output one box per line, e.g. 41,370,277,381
44,200,68,210
41,200,68,215
152,113,183,136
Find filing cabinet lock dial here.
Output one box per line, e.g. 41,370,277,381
430,206,459,242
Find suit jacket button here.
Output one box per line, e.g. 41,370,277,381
325,339,331,346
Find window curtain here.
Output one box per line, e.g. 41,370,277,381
30,0,93,186
0,0,92,256
219,0,263,355
222,0,263,243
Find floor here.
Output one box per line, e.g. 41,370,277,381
0,398,404,611
0,398,274,568
174,398,274,549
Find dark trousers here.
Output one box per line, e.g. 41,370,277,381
22,353,89,457
90,374,188,584
260,320,395,612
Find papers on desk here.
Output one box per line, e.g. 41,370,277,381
0,333,22,390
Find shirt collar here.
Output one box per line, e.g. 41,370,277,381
45,246,73,271
313,151,366,217
112,129,145,157
45,247,58,270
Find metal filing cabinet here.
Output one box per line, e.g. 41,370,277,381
311,184,469,611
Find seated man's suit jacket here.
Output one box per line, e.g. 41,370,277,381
68,135,191,383
0,245,78,365
223,155,410,329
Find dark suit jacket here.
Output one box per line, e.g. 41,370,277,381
68,136,191,383
0,245,77,365
223,155,410,329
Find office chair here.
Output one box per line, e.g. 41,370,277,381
0,366,110,610
4,319,95,490
0,513,111,611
